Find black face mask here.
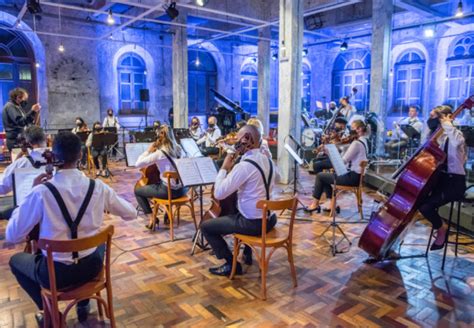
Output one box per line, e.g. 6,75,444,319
20,100,28,108
76,122,82,127
208,124,215,128
94,127,101,132
427,117,440,131
108,112,113,117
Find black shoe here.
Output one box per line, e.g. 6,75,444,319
35,312,44,327
164,213,170,225
145,218,159,230
243,251,253,266
324,206,340,214
76,303,90,323
304,205,321,213
430,239,447,251
209,263,242,276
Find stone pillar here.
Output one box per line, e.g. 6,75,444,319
257,27,271,135
369,0,393,155
277,0,304,184
172,14,188,128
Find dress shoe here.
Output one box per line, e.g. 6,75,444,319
145,218,159,230
163,213,170,225
76,303,90,323
430,239,447,251
209,263,242,276
243,251,253,266
35,312,44,327
323,206,340,213
304,205,321,213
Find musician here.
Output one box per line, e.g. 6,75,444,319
315,101,335,121
189,116,203,141
2,88,41,151
306,120,368,212
419,105,467,251
197,116,221,156
85,122,108,177
134,125,187,229
201,125,277,276
247,117,272,159
102,108,121,129
385,106,423,157
71,117,89,134
6,132,136,325
338,97,354,120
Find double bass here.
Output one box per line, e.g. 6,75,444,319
359,95,474,259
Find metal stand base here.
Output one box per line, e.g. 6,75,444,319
319,213,352,256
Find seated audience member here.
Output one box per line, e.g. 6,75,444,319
197,116,221,156
6,132,136,325
86,121,108,177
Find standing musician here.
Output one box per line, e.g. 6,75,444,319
338,96,354,120
385,105,423,157
86,122,108,177
306,120,368,213
2,88,41,151
6,132,136,325
102,108,121,129
189,116,203,141
134,126,188,229
197,116,221,156
201,125,278,276
419,105,467,251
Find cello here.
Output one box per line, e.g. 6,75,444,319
359,95,474,260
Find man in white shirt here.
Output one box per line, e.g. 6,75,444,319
201,125,277,276
6,132,136,324
385,106,423,157
0,126,48,219
102,108,120,129
197,116,221,156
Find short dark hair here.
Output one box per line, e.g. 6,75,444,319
25,126,46,145
9,88,27,102
334,117,348,125
53,132,81,164
409,105,420,112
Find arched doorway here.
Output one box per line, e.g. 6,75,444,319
188,49,217,115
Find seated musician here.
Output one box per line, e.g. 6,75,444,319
306,120,368,213
6,132,136,325
189,116,203,141
71,117,89,168
385,105,423,157
419,105,467,251
201,125,277,276
338,97,354,120
134,125,188,229
86,121,108,177
0,126,48,220
197,116,221,156
247,117,272,159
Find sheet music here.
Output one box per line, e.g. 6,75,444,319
194,157,217,184
175,157,217,187
284,143,303,165
180,138,203,158
325,144,348,177
316,100,323,109
13,167,46,206
125,143,152,167
11,148,22,162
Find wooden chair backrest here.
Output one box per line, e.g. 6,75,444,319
358,160,369,187
256,198,297,245
163,171,181,203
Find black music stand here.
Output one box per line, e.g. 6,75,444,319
75,131,90,144
133,131,157,143
401,125,420,158
91,132,117,179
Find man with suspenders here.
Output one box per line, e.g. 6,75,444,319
201,125,279,277
6,132,136,325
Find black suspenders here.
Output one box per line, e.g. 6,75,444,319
43,179,95,262
243,158,273,217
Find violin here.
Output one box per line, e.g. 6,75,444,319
217,131,238,146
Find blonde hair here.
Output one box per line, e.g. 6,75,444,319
154,125,181,158
247,118,264,136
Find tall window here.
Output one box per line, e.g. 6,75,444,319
117,53,147,113
446,34,474,107
301,64,311,112
188,50,217,114
0,27,36,131
240,64,258,114
393,50,425,115
332,49,371,112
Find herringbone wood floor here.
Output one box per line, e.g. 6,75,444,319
0,161,473,327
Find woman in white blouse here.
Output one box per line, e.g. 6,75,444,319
134,125,187,229
306,120,368,212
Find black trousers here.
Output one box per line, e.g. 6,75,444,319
80,144,87,166
419,173,466,229
312,156,333,175
134,183,187,214
201,213,277,262
9,246,104,310
91,147,107,169
6,137,18,152
313,171,360,200
202,147,219,156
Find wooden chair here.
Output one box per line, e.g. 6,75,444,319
330,160,368,220
87,147,96,176
150,171,197,241
38,225,116,328
229,198,298,300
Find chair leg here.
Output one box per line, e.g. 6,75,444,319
96,292,103,317
229,238,240,280
286,243,298,288
455,200,461,257
260,247,267,300
442,201,455,271
106,286,117,328
425,228,434,257
168,206,174,241
357,189,364,220
150,203,159,231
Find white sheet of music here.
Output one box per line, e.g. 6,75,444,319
194,157,217,184
175,157,217,187
284,143,303,165
125,143,152,167
325,144,348,177
180,138,203,158
13,167,46,206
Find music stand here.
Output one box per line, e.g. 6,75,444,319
283,143,309,211
75,131,90,144
91,132,117,179
133,131,156,143
400,125,419,139
104,127,124,159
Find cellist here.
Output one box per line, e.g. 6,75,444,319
419,105,467,251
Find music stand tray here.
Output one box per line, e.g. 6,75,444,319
400,125,420,139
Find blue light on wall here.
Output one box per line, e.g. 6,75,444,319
188,49,217,114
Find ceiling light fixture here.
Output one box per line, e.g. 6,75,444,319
196,0,209,7
455,1,463,17
340,41,348,52
164,2,179,20
107,10,115,25
424,26,435,38
58,43,65,53
35,62,40,68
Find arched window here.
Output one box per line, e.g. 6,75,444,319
188,50,217,114
0,27,36,131
446,34,474,107
301,64,311,112
240,63,258,114
393,50,425,115
117,53,146,112
332,49,371,112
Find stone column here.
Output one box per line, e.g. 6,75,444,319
369,0,393,155
172,14,188,128
257,27,271,135
277,0,304,184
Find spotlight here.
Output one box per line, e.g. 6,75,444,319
35,62,40,68
195,57,200,67
107,10,115,25
272,53,278,61
424,26,435,38
340,41,348,51
389,69,393,77
196,0,209,7
27,0,42,15
455,1,463,17
302,49,308,57
58,43,65,53
164,2,179,20
144,70,147,75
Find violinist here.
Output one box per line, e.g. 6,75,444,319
197,116,221,156
201,125,278,276
419,105,467,251
134,126,187,229
338,97,354,120
306,120,368,213
189,116,203,141
85,122,108,177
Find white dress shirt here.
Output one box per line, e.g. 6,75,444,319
197,126,221,147
214,149,278,219
6,169,136,263
436,122,466,175
102,116,120,129
343,136,368,174
340,105,354,120
189,126,203,141
0,147,48,195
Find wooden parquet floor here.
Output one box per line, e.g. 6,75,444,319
0,161,473,327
